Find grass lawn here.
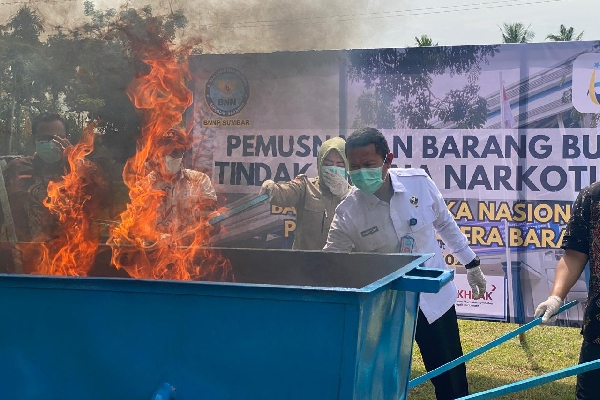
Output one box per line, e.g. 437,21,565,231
408,319,583,399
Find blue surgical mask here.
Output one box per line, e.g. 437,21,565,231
321,165,346,179
349,166,384,194
36,140,63,163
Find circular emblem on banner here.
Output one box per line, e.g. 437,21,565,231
205,67,250,117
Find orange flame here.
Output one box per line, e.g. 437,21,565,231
108,40,232,281
22,122,104,276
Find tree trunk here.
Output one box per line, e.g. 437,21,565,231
15,108,21,151
8,74,16,154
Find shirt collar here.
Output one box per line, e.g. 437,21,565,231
389,172,408,193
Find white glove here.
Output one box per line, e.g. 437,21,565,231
534,295,563,324
259,179,276,202
322,170,349,197
467,266,487,300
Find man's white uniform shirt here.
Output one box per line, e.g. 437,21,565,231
324,168,476,323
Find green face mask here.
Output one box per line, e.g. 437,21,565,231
36,140,63,163
321,165,346,179
349,166,384,194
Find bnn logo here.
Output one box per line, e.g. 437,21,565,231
218,98,237,106
205,67,250,117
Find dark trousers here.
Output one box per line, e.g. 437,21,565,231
576,340,600,399
415,305,469,400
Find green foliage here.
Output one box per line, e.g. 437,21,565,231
348,46,498,129
500,22,535,43
4,6,44,43
0,3,189,160
0,6,48,154
410,320,582,399
546,24,584,42
415,35,437,47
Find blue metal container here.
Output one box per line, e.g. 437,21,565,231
0,247,448,400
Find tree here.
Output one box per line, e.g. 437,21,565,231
4,5,43,42
500,22,535,43
415,35,437,47
348,46,498,130
0,3,189,158
546,24,583,41
44,2,189,161
0,6,48,154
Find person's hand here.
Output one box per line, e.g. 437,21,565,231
322,170,349,197
534,295,563,324
209,221,221,236
259,179,276,202
53,135,72,152
467,266,487,300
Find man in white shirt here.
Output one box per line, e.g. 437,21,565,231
145,127,220,243
324,127,487,400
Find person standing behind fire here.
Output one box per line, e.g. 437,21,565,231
258,137,351,250
146,127,220,242
324,127,487,400
0,113,72,242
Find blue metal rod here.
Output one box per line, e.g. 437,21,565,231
457,359,600,399
208,194,270,226
408,300,579,389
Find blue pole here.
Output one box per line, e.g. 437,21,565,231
457,359,600,399
511,262,525,324
408,300,579,389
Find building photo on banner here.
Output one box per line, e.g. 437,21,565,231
188,40,600,326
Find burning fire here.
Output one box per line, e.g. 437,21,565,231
22,122,104,276
107,37,232,281
20,27,232,282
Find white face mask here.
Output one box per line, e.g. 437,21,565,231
164,156,182,175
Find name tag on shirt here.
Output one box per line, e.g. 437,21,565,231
400,235,415,253
360,226,379,237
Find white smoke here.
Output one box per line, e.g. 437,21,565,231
0,0,408,53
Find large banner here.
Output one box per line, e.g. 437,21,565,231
188,41,600,326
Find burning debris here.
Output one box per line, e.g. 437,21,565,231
105,27,232,281
7,9,233,281
19,122,106,276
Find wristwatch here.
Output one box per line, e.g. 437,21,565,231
465,256,480,270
